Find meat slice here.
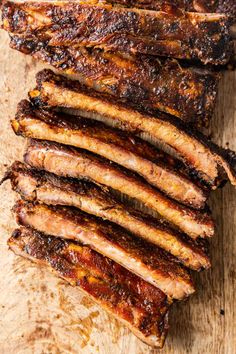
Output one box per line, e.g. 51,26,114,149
4,161,210,270
2,0,233,64
30,69,236,188
9,35,220,125
24,139,214,239
12,100,207,209
13,201,195,300
8,227,171,347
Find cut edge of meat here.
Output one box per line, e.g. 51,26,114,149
12,99,208,209
23,138,215,239
29,69,236,188
2,160,211,271
13,199,195,300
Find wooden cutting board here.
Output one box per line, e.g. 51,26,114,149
0,29,235,354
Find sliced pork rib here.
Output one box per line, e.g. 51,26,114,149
9,35,220,126
29,69,236,189
2,0,232,64
8,227,171,347
104,0,236,20
3,161,210,270
23,139,214,239
12,100,207,209
13,200,195,300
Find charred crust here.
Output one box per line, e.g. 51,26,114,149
11,228,23,240
10,225,181,303
9,35,221,125
99,0,236,20
3,1,233,64
14,200,193,284
9,226,171,344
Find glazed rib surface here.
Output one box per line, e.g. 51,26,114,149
30,69,236,188
23,139,214,239
105,0,236,18
4,161,210,270
2,0,233,64
8,227,171,347
13,200,195,299
9,36,220,125
12,100,207,209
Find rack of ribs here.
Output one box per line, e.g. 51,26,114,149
1,0,235,349
1,0,233,64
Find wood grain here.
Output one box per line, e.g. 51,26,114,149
0,29,235,354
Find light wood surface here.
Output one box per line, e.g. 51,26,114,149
0,29,235,354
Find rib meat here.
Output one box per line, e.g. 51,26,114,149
12,100,207,209
105,0,236,20
8,227,171,347
4,161,210,270
2,0,233,64
9,35,220,126
24,139,214,239
13,201,195,299
30,69,236,188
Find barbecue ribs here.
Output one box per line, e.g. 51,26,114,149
13,200,195,299
23,139,214,239
2,0,233,64
12,100,207,208
105,0,236,21
8,227,172,347
29,69,236,188
4,161,210,270
8,35,220,125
